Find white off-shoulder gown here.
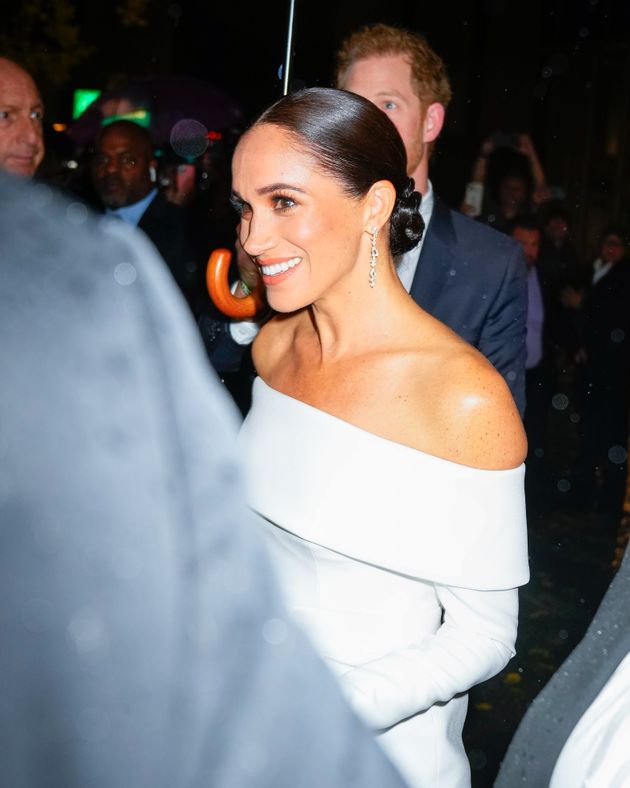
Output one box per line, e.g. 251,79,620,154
239,377,529,788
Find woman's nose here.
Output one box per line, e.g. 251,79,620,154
241,214,274,258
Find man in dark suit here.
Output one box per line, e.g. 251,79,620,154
337,24,526,413
214,24,527,416
0,172,407,788
90,120,208,317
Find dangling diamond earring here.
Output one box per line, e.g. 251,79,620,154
369,226,378,288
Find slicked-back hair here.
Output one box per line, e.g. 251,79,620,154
254,87,405,198
250,87,423,255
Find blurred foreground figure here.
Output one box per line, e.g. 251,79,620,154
0,57,44,177
0,173,406,788
495,539,630,786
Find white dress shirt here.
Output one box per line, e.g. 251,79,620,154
106,188,158,227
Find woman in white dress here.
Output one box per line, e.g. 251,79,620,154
232,88,529,788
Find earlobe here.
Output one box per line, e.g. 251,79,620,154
423,103,445,144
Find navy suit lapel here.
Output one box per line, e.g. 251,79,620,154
409,198,457,312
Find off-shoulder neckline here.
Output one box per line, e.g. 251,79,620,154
254,377,524,475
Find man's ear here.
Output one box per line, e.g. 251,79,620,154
363,179,397,233
422,102,445,144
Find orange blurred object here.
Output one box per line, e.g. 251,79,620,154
206,248,264,319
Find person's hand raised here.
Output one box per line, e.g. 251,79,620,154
516,133,536,159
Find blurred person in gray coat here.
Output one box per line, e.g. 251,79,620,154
0,173,407,788
494,539,630,786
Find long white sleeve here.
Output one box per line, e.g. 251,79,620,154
339,584,518,731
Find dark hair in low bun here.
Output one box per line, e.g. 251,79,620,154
390,178,424,255
252,87,423,256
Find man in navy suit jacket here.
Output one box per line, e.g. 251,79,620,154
210,24,527,415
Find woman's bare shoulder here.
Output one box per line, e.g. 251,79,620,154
413,347,526,470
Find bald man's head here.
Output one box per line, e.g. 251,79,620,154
90,120,157,208
0,58,44,177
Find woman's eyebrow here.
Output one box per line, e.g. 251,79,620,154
256,183,306,195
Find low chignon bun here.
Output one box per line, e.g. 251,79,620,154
389,177,424,256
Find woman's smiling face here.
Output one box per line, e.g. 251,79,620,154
231,123,367,313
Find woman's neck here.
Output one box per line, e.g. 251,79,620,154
304,258,415,362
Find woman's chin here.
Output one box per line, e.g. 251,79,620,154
266,292,309,314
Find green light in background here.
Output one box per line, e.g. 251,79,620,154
101,109,152,129
72,89,101,119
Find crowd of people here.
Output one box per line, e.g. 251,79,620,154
1,18,630,788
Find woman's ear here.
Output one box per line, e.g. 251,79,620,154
363,180,397,234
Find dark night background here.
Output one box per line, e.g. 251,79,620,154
3,0,630,252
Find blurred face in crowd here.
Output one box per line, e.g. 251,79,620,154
0,58,44,177
545,215,569,247
499,175,529,214
512,227,541,269
601,234,626,265
91,123,156,209
340,54,441,187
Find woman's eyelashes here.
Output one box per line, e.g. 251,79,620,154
271,192,297,212
229,194,247,216
229,192,298,217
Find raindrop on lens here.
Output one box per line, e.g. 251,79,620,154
262,618,287,645
557,479,571,492
114,262,137,286
67,202,88,224
611,328,625,343
552,393,569,411
170,119,209,160
608,445,627,464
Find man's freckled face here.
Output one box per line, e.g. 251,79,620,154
341,54,424,178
